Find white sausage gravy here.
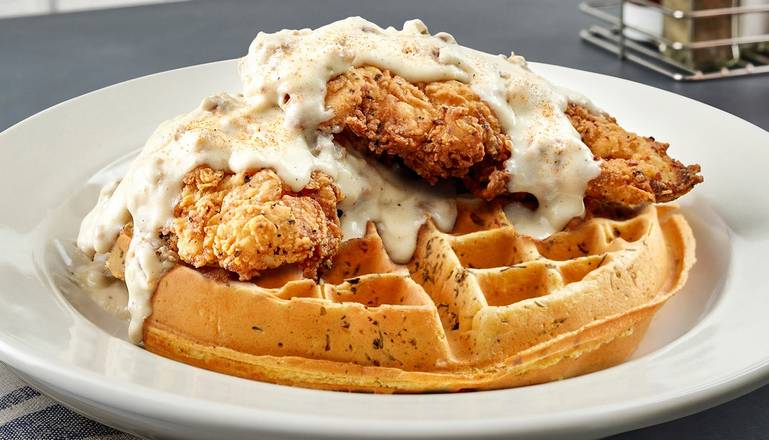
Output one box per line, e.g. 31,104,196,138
77,17,600,343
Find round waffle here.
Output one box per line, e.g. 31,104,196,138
114,202,694,393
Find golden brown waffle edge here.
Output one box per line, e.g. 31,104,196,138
117,202,695,393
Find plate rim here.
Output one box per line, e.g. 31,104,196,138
1,58,768,439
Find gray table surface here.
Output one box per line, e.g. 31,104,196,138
1,0,768,438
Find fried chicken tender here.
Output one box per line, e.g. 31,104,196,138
172,167,342,280
566,103,703,207
323,66,701,208
321,66,512,199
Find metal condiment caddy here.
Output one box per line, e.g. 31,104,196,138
579,0,769,80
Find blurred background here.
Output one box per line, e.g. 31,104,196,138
1,0,767,132
0,0,183,17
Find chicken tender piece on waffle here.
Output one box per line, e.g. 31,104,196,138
172,166,342,280
322,66,702,207
321,66,512,200
566,103,704,207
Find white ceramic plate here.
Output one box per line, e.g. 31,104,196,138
0,60,767,440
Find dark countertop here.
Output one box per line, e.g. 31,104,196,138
2,0,767,132
1,0,767,438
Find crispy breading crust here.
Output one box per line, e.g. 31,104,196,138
171,167,342,280
321,66,512,199
322,66,702,207
566,103,703,207
137,69,703,283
